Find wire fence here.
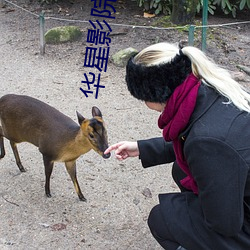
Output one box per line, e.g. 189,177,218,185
3,0,250,55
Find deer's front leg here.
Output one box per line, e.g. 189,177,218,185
43,155,54,198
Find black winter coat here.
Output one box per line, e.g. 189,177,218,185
138,84,250,250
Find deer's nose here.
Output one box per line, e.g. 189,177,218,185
103,152,111,159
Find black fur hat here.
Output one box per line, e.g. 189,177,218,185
125,52,192,103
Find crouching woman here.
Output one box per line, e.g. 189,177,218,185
105,42,250,250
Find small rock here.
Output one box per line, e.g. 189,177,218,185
133,197,140,205
231,71,247,82
5,241,15,246
45,26,82,44
39,223,50,228
236,65,250,76
142,187,152,198
111,47,138,67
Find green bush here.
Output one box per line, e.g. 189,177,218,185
136,0,172,15
136,0,250,18
196,0,216,15
213,0,250,17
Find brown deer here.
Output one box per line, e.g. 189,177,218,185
0,94,110,201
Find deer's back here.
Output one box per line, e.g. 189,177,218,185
0,94,79,148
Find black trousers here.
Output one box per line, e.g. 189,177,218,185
148,162,250,250
148,162,188,250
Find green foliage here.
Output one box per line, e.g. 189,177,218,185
197,0,216,15
239,0,250,9
136,0,172,15
197,0,250,18
135,0,250,18
213,0,237,17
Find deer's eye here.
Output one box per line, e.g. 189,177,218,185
89,133,94,139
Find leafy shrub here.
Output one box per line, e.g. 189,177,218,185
136,0,172,15
196,0,216,15
136,0,250,18
214,0,250,17
197,0,250,18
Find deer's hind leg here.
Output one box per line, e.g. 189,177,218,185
0,126,5,159
65,160,86,202
10,141,26,172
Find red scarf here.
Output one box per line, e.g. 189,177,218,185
158,73,201,194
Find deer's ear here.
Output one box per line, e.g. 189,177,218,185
92,106,102,118
76,111,85,125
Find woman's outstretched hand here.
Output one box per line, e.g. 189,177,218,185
104,141,139,160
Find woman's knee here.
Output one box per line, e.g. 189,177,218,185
148,205,179,249
148,204,161,233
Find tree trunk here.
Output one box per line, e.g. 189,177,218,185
171,0,198,25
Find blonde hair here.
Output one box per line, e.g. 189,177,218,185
134,42,250,113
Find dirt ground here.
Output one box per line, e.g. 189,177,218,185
0,0,249,249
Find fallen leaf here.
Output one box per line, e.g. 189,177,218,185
143,12,155,18
51,223,67,231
